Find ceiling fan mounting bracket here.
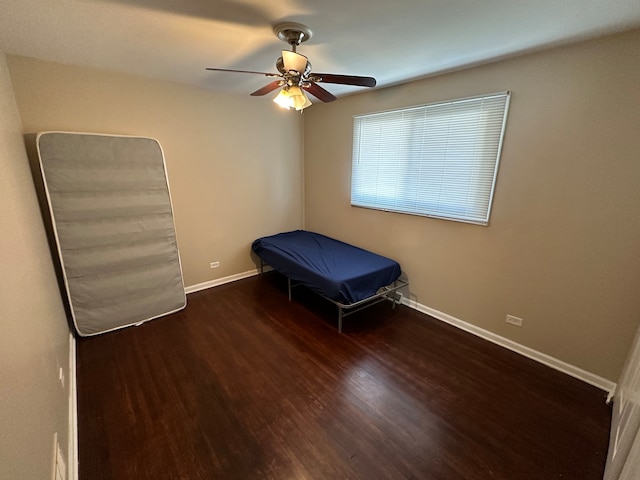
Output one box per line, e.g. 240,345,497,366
273,22,313,49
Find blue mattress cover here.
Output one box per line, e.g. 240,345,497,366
252,230,401,304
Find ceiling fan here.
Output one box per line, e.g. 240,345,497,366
206,22,377,111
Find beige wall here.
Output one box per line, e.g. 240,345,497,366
0,54,71,480
304,29,640,382
7,55,304,288
2,56,303,478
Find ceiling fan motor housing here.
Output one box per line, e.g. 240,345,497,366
276,54,312,78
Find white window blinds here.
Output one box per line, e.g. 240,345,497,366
351,92,510,225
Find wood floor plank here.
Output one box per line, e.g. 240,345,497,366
77,273,612,479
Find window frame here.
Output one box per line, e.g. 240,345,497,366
351,91,511,226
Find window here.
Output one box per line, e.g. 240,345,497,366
351,92,510,225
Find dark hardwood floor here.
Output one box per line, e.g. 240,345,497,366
77,273,612,479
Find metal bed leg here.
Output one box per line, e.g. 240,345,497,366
392,280,398,309
288,277,292,302
338,308,343,334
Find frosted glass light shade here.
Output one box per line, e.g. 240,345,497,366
273,86,312,111
282,50,309,73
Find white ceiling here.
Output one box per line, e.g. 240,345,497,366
1,0,640,100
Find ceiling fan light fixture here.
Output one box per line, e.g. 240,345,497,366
273,88,292,109
288,86,312,110
272,86,312,111
294,93,312,111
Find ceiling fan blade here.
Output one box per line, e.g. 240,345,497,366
205,67,281,78
303,82,337,102
312,73,377,88
250,81,284,96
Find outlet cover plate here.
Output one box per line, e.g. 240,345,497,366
506,314,523,327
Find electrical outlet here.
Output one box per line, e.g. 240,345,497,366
210,261,220,269
506,314,523,327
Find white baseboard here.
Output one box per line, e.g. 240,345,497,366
68,332,78,480
184,270,616,396
184,268,265,294
402,297,616,395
